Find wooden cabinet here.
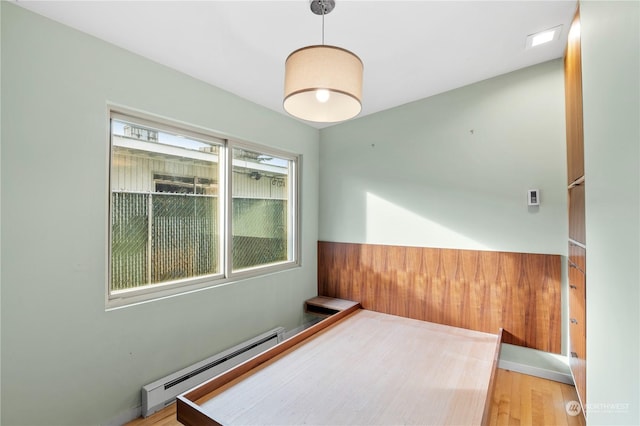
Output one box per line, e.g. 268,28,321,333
567,255,585,336
569,182,586,244
565,8,584,184
568,260,586,404
565,8,587,413
569,240,586,273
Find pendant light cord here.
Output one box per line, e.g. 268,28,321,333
321,1,325,45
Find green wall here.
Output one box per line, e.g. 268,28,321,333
318,58,570,374
0,3,319,425
581,1,639,424
0,2,3,423
4,1,637,425
319,59,567,255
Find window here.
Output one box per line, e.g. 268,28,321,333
232,148,293,271
108,110,299,306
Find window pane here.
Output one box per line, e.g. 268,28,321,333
151,194,218,283
111,192,149,290
110,118,221,292
232,148,292,271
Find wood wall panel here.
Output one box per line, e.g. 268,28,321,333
318,241,562,353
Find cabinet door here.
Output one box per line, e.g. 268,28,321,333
568,263,586,405
569,183,586,244
565,10,584,184
568,266,585,329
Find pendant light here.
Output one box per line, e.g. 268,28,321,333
284,0,363,123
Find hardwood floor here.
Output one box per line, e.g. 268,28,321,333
126,403,179,426
127,368,585,426
489,369,586,426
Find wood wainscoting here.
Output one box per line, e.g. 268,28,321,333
318,241,561,353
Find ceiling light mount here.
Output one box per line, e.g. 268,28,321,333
310,0,335,16
283,0,363,123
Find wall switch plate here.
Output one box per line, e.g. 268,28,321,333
528,189,540,206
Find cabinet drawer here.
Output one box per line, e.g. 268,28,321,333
568,264,586,295
569,300,585,338
568,265,585,357
569,184,586,244
569,320,585,358
568,266,585,331
568,260,586,405
570,349,586,408
569,242,586,272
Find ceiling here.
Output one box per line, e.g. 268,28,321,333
13,0,578,128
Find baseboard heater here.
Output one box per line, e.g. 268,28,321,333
142,327,285,417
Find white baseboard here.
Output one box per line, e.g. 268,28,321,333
109,321,321,426
498,359,574,385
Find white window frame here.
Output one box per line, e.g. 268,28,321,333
106,107,301,309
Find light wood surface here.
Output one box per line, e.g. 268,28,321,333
318,241,562,353
489,369,586,426
177,300,360,420
128,369,584,426
179,310,499,425
128,403,179,426
304,296,360,316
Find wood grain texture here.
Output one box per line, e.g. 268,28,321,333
193,310,499,425
318,241,562,353
482,329,504,426
569,183,586,244
489,369,586,426
568,265,586,408
565,8,584,184
565,8,587,411
126,403,179,426
177,303,361,425
129,369,585,426
305,296,360,312
569,242,586,273
176,399,220,426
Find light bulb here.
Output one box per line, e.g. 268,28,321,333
315,89,330,103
